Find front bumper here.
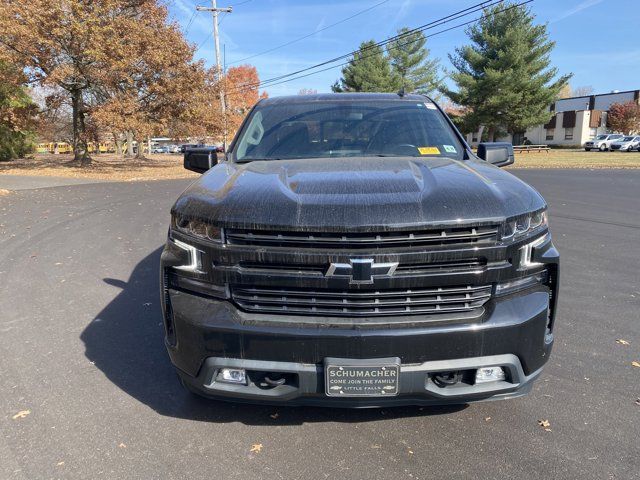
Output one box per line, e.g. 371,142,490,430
164,286,554,406
178,353,543,407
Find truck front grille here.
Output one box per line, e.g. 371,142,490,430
226,225,499,249
232,285,492,317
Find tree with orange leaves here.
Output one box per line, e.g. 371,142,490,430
224,65,268,136
0,0,221,163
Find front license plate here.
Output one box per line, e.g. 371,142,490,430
325,361,399,397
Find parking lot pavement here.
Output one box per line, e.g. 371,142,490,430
0,174,107,191
0,169,638,480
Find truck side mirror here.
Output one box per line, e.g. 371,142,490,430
184,147,219,174
477,142,514,167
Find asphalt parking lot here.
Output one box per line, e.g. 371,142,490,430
1,169,638,480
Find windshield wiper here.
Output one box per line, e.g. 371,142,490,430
234,158,282,163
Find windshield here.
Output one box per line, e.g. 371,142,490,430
232,99,465,162
595,135,608,140
622,136,635,141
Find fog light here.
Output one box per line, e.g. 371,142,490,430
475,367,505,384
217,368,247,385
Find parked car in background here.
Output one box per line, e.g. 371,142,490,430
152,145,170,154
584,134,624,151
609,136,640,152
167,144,181,154
180,143,202,153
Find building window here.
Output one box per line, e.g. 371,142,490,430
472,134,478,142
564,128,573,140
545,129,554,141
589,127,597,139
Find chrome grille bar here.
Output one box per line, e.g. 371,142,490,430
231,285,492,317
226,226,499,249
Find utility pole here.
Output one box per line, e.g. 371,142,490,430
196,1,232,113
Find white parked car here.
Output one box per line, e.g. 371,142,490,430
584,134,624,151
609,136,640,152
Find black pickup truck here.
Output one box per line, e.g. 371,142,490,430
161,93,559,407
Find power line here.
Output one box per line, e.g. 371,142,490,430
231,0,510,93
235,0,500,91
184,9,198,35
229,0,392,66
195,31,213,52
245,14,501,92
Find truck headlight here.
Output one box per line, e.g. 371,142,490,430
167,237,204,273
519,233,550,269
495,270,548,296
501,210,547,240
171,214,222,242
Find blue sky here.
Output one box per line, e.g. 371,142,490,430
168,0,640,97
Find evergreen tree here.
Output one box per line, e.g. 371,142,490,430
386,27,441,94
332,41,395,92
0,60,37,161
442,2,571,140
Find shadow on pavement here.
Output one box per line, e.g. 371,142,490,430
81,247,467,425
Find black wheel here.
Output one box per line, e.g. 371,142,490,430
599,144,607,151
584,148,590,151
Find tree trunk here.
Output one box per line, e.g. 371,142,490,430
487,126,496,142
93,132,100,155
126,131,135,157
71,89,90,166
135,134,144,159
114,133,123,156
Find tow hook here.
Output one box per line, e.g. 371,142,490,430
263,374,286,387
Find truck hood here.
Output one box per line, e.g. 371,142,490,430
173,157,546,230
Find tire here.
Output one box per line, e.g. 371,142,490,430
599,144,607,151
584,148,590,151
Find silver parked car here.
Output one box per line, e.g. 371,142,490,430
584,134,624,151
609,136,640,152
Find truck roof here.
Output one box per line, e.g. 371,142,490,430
258,92,432,105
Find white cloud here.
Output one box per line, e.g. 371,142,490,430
551,0,604,23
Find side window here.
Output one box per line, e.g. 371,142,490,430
237,111,264,159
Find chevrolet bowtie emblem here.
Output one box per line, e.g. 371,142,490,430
326,259,399,284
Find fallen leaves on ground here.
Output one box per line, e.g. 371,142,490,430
0,154,198,181
632,361,640,368
269,413,279,420
616,339,630,345
56,461,65,467
118,443,127,449
635,398,640,406
12,410,30,419
250,443,263,453
0,189,11,196
484,417,491,422
537,419,552,431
